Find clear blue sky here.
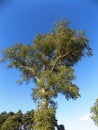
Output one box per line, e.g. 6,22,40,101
0,0,98,130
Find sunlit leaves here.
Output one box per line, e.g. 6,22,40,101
34,107,56,130
91,98,98,126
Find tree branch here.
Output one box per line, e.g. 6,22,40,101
20,65,35,73
51,52,70,72
20,65,40,82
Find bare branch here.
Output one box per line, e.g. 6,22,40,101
20,64,40,82
20,65,35,73
51,52,70,72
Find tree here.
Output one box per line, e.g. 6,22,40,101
0,110,23,130
0,112,8,128
0,111,15,129
0,110,34,130
22,109,34,130
1,110,23,130
91,98,98,126
0,19,92,130
7,111,15,117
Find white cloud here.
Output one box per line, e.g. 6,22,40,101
79,114,92,121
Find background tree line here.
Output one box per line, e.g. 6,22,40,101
0,109,34,130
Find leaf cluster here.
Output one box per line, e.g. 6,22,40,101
0,110,34,130
34,107,56,130
91,98,98,126
1,19,92,84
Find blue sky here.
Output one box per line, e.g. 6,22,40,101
0,0,98,130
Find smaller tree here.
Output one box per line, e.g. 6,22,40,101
1,110,23,130
22,109,34,130
0,112,8,129
91,98,98,126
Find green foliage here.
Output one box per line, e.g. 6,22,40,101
0,110,23,130
22,110,34,129
0,112,8,128
32,66,79,104
1,115,20,130
0,18,92,129
0,110,34,130
91,98,98,126
34,107,56,130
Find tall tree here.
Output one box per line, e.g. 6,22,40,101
91,98,98,126
0,19,92,130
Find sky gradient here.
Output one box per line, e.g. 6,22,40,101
0,0,98,130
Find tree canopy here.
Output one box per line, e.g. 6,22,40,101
0,110,34,130
91,98,98,126
1,19,92,130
